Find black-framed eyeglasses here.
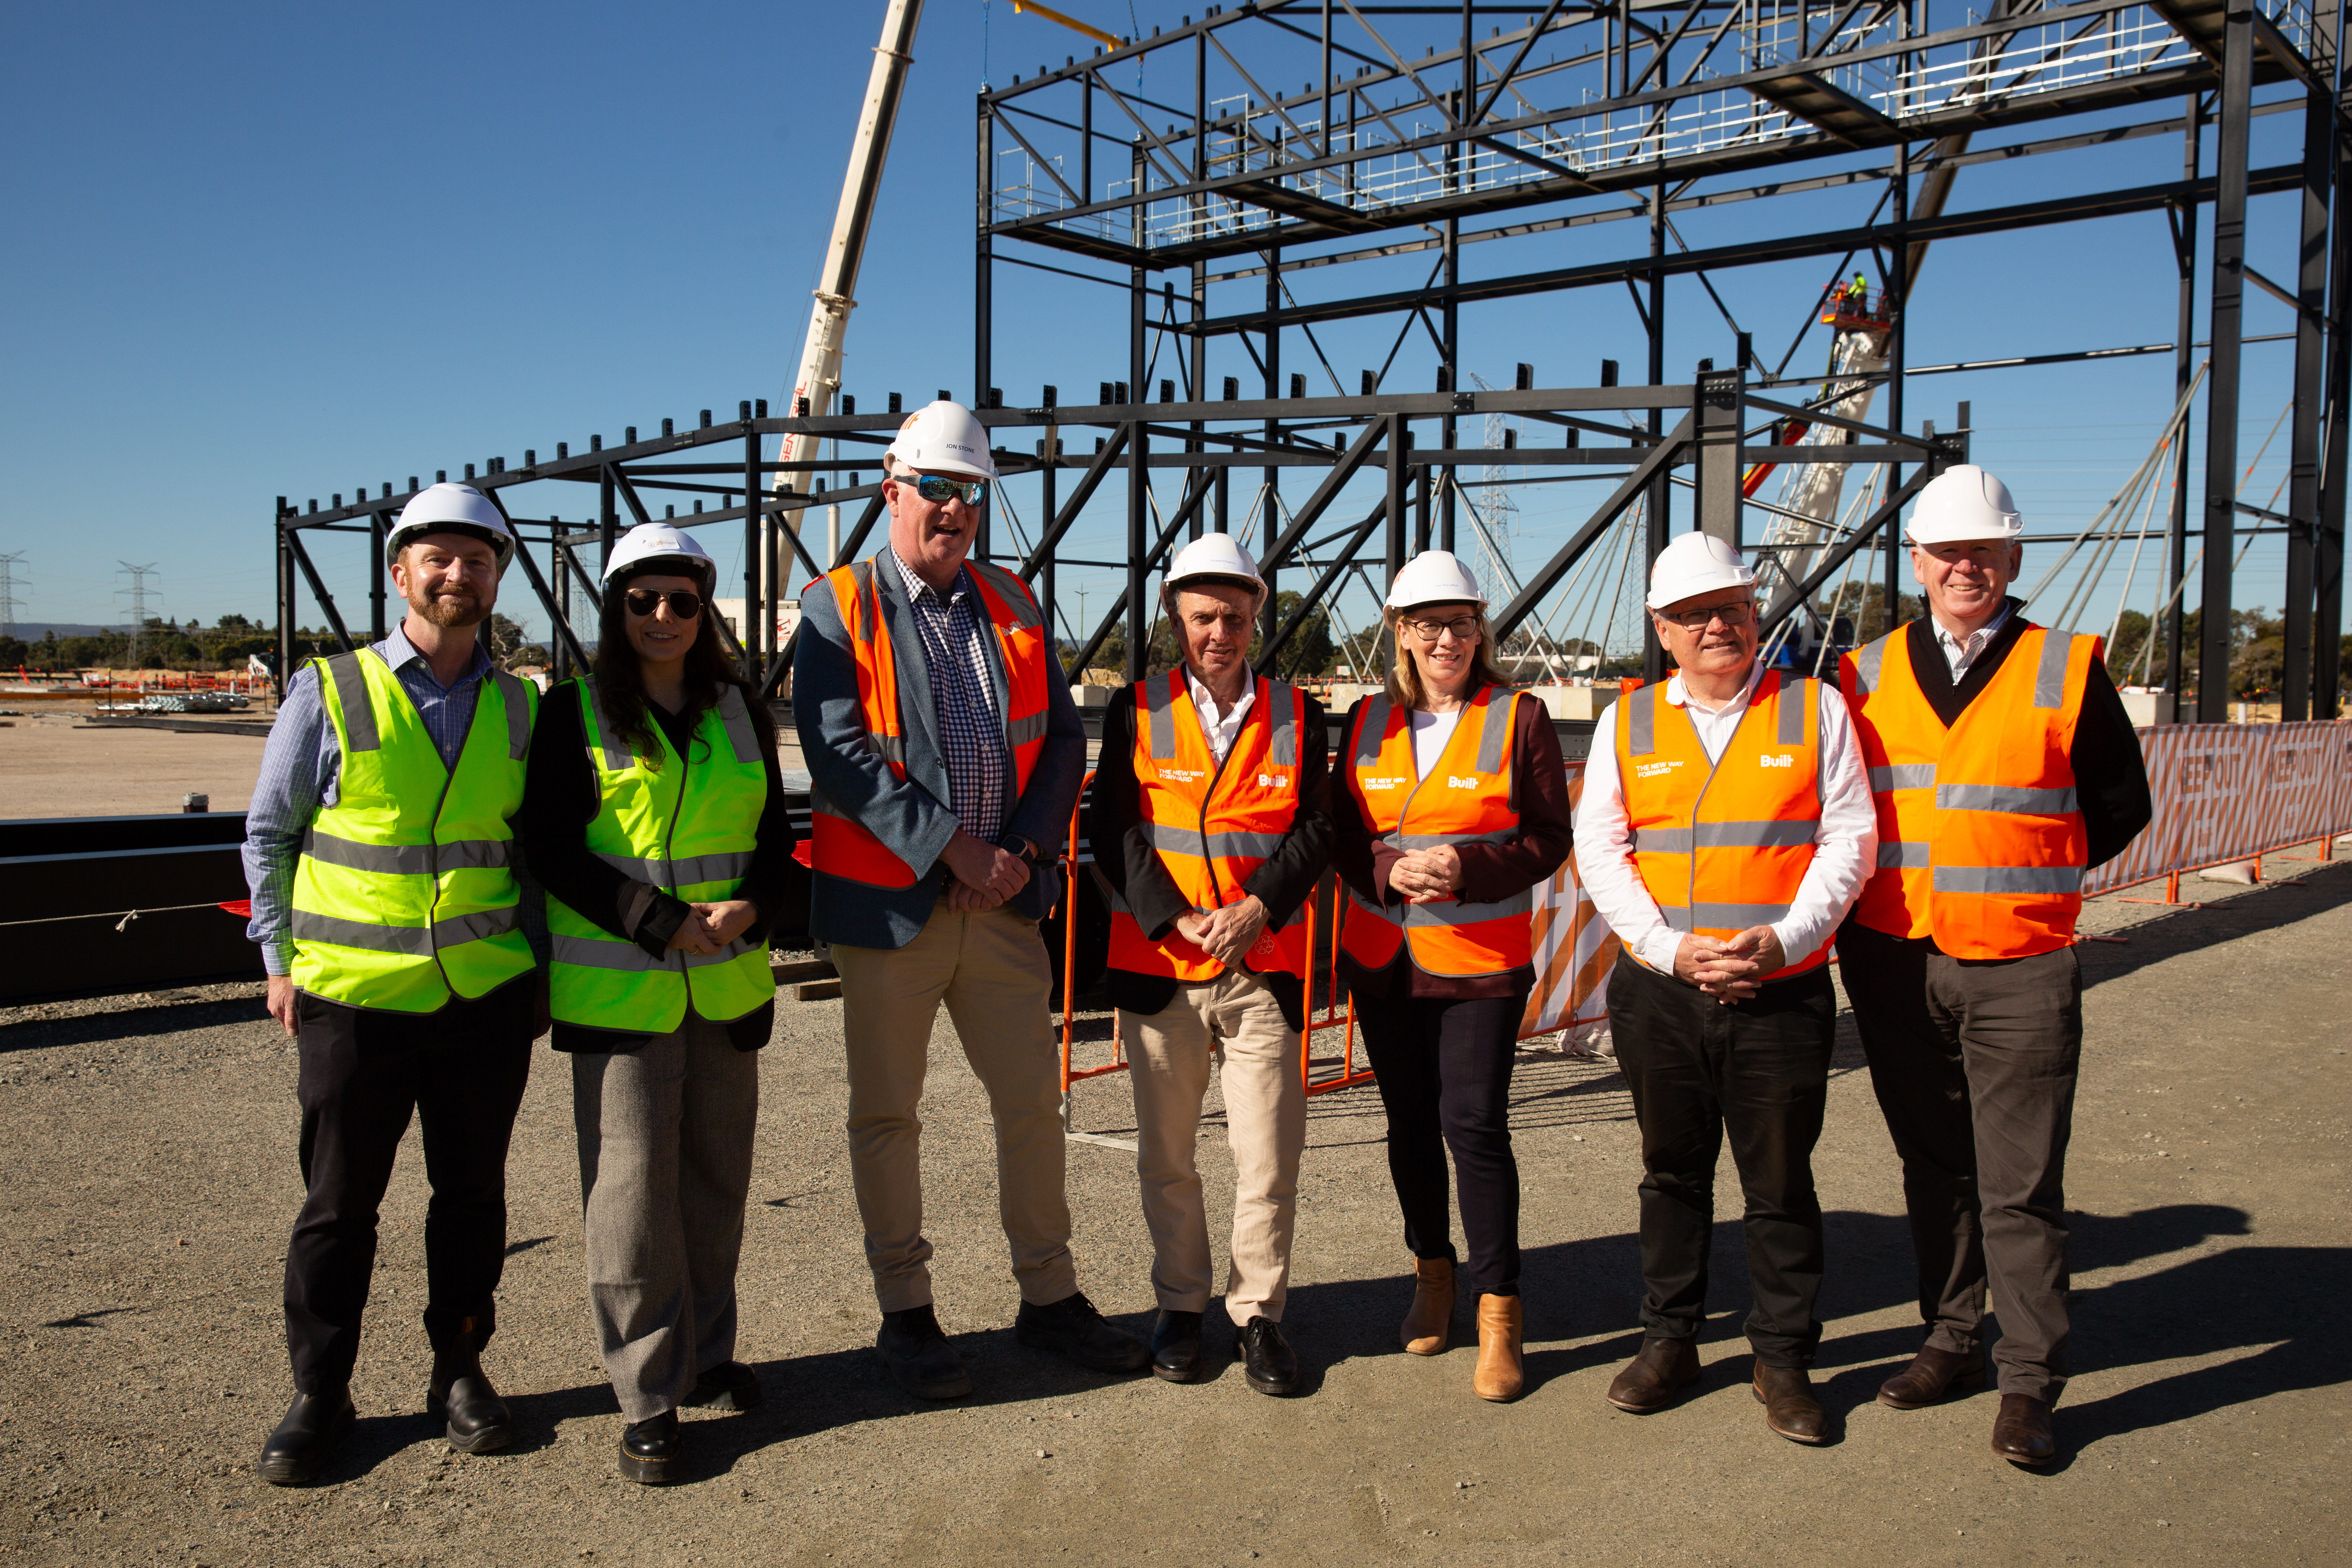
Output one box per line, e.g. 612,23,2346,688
624,588,704,621
893,473,986,506
1656,600,1755,630
1399,615,1482,643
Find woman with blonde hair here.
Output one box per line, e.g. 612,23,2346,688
1331,550,1571,1401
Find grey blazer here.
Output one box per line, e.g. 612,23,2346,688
793,549,1087,950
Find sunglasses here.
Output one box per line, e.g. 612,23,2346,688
624,588,704,620
893,473,986,506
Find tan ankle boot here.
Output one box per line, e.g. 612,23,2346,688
1472,1294,1525,1402
1399,1257,1455,1355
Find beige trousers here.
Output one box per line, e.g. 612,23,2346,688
833,900,1077,1314
1123,968,1305,1325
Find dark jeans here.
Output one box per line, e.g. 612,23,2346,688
1357,987,1529,1298
284,976,535,1394
1609,956,1835,1368
1838,921,2081,1403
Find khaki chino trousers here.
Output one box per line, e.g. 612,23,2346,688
833,899,1078,1314
1122,967,1305,1325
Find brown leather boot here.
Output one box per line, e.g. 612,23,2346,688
1752,1364,1830,1444
1990,1394,2057,1466
1471,1294,1524,1402
1605,1337,1701,1412
1878,1345,1987,1409
1400,1257,1455,1356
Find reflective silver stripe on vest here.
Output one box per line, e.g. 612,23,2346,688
325,653,379,752
716,686,759,765
1630,820,1817,854
550,932,669,972
1655,901,1793,932
972,561,1044,628
848,560,878,643
1353,695,1392,769
1267,681,1297,766
864,730,906,766
1851,631,1898,696
1878,840,1933,868
1146,674,1176,761
491,671,531,760
303,829,512,875
1627,682,1657,755
1384,829,1515,851
1932,864,2083,895
1870,764,1937,792
2034,629,2078,710
1137,824,1291,862
1778,676,1810,746
1400,888,1533,928
1935,783,2080,815
592,849,756,888
684,934,763,970
1006,709,1050,748
292,905,520,956
1475,688,1515,774
586,689,631,773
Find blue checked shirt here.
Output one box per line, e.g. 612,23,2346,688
889,548,1007,844
241,626,542,976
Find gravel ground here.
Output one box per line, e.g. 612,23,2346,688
0,859,2345,1567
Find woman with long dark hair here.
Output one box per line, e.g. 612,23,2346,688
521,523,793,1484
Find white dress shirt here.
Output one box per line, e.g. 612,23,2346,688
1932,600,2012,680
1575,663,1879,976
1187,668,1255,762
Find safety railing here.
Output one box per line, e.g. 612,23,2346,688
1299,875,1376,1099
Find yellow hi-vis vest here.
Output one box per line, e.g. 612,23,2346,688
290,649,537,1013
546,680,776,1035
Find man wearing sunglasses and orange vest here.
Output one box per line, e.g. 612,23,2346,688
794,400,1145,1399
1576,532,1877,1446
1836,466,2149,1466
1088,534,1332,1397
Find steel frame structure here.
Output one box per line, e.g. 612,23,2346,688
277,0,2348,719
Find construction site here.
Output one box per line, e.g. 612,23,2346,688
2,0,2348,1563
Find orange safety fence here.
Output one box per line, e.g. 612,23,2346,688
1056,770,1129,1098
2091,718,2351,905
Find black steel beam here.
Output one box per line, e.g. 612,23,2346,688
2199,0,2255,722
1492,415,1695,642
285,529,356,656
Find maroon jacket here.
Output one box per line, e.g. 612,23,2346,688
1331,686,1574,1000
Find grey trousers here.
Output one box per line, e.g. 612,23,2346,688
572,1015,760,1422
1839,921,2082,1403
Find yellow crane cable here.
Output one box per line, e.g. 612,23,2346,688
1008,0,1122,49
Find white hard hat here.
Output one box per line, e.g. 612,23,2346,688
1907,464,2024,544
1163,533,1265,606
601,522,717,587
886,399,997,481
1385,550,1485,611
385,483,516,572
1645,531,1755,610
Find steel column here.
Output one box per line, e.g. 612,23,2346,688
367,512,387,643
2317,111,2351,718
1643,180,1670,685
2167,94,2201,716
2198,0,2254,722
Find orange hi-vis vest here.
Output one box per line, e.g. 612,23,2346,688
1617,672,1828,981
1840,619,2096,959
1105,672,1310,981
808,552,1053,888
1342,684,1535,978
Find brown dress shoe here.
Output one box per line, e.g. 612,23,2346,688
1878,1345,1987,1409
1990,1393,2057,1466
1471,1294,1525,1402
1605,1337,1700,1412
1752,1364,1829,1444
1400,1257,1455,1356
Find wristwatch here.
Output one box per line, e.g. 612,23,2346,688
1004,833,1042,865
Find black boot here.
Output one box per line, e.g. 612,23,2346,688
1150,1310,1205,1383
876,1305,973,1400
1014,1290,1149,1374
427,1318,512,1454
1241,1317,1301,1397
618,1409,682,1485
683,1361,764,1412
256,1388,355,1486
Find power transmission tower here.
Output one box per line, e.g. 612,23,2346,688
118,561,159,662
0,552,24,637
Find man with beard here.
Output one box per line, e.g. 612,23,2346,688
241,483,546,1483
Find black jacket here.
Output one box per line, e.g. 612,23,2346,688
1086,679,1332,1031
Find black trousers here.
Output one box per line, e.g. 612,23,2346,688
1357,987,1529,1298
1838,921,2080,1403
284,975,534,1394
1609,956,1835,1368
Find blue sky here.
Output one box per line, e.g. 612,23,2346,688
0,1,2332,671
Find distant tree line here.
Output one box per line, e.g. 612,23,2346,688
0,613,548,674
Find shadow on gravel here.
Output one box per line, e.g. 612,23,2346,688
0,993,270,1052
2077,860,2352,991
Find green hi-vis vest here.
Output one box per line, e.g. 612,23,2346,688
546,679,776,1035
290,650,538,1013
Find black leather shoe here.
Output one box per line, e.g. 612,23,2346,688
427,1355,513,1454
618,1409,682,1485
1150,1310,1206,1383
255,1388,354,1486
1241,1317,1300,1397
1015,1290,1149,1374
877,1305,973,1400
682,1361,764,1412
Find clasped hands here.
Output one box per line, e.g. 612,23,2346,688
1175,894,1268,969
939,828,1031,913
664,898,758,957
1384,843,1465,904
1670,925,1787,1006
